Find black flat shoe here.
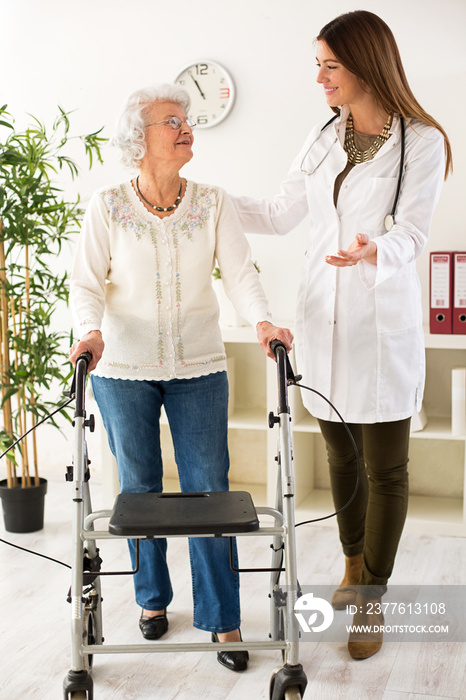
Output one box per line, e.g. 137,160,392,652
211,631,249,672
139,611,168,640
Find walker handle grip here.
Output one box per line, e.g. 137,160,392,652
73,352,92,416
270,339,287,354
269,340,301,385
76,351,93,369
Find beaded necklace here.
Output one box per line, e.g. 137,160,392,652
135,176,183,212
344,113,392,165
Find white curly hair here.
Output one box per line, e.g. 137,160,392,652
112,84,191,170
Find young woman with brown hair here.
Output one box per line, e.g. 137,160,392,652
232,10,451,660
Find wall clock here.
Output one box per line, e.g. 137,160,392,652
174,61,235,128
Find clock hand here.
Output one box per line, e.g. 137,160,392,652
189,72,206,99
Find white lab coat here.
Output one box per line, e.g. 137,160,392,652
232,106,446,423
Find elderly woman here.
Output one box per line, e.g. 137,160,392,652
69,84,292,673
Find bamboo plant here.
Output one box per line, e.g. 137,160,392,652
0,105,106,488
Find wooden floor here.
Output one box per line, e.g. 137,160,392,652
1,473,466,699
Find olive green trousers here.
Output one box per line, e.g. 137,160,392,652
318,417,411,596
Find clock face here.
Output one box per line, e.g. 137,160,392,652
175,61,235,129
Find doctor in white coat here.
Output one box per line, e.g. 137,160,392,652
232,10,452,660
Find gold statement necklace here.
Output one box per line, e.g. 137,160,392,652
344,113,393,165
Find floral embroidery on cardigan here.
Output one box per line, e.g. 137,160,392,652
175,184,216,240
103,185,150,240
103,182,217,242
181,354,226,368
99,355,226,372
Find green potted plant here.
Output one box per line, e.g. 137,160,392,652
0,104,106,532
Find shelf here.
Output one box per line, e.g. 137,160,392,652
424,328,466,349
291,414,466,441
410,416,466,441
220,320,294,344
292,413,320,433
294,488,337,526
222,323,466,351
220,325,258,343
165,408,465,441
407,494,464,525
291,488,465,535
228,406,267,430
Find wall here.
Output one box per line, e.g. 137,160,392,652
1,0,465,471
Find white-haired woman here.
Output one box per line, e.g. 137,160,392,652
69,84,293,672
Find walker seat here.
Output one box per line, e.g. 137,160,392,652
108,491,260,537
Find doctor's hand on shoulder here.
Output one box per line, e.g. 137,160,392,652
325,233,378,267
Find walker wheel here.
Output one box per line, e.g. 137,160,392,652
269,665,283,696
269,666,304,700
63,669,93,699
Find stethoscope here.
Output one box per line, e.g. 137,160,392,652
300,113,406,232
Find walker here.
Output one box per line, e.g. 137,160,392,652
63,341,308,699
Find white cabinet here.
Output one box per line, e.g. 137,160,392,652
410,331,466,535
156,324,466,535
199,326,466,537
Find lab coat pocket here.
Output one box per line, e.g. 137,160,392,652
378,325,421,411
358,177,397,231
376,266,421,333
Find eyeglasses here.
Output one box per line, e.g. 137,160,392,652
145,116,196,130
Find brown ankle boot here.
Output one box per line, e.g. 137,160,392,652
331,553,364,610
347,594,383,659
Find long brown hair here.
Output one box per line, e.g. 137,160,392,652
317,11,452,178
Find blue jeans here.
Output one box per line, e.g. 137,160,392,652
91,372,240,632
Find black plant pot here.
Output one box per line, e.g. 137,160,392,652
0,477,47,533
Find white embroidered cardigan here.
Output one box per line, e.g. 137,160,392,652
70,180,272,381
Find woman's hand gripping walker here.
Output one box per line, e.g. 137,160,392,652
69,332,104,373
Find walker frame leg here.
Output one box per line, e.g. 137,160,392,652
268,342,307,688
64,354,101,699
